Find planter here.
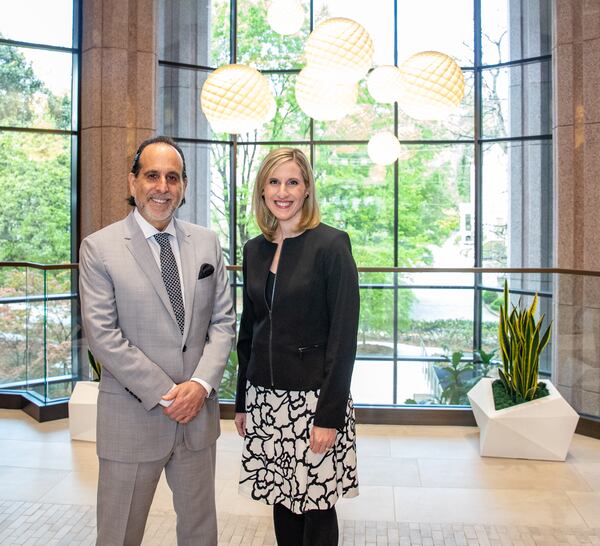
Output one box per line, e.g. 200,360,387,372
468,377,579,461
68,381,98,442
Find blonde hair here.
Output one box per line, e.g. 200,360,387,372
252,148,321,240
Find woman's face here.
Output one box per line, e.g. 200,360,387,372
263,160,307,230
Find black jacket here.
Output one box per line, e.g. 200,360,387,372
235,223,360,429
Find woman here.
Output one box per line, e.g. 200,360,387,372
234,148,360,546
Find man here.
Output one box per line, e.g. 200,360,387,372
79,136,235,545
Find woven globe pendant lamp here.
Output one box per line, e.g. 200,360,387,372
304,17,374,83
397,51,465,120
200,64,276,134
295,66,358,121
368,131,401,165
367,65,404,104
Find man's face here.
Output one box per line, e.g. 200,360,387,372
128,143,187,230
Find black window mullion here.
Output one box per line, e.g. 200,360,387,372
473,0,483,351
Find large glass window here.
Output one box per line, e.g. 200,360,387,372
158,0,552,406
0,1,80,402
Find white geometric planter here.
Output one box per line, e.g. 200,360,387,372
68,381,99,442
468,377,579,461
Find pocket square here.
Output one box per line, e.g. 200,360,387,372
198,263,215,279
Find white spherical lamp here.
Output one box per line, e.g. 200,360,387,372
267,0,305,36
304,17,374,83
367,65,403,104
397,51,465,120
200,64,276,134
295,66,358,121
368,131,401,165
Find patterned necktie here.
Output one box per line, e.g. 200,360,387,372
154,233,185,334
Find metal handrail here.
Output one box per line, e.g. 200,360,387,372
2,262,600,276
0,262,78,270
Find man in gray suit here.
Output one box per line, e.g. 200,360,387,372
79,136,235,546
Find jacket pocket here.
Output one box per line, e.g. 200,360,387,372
297,343,325,359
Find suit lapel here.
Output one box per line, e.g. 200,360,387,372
176,219,196,344
123,212,179,329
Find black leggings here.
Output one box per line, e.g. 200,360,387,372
273,503,338,546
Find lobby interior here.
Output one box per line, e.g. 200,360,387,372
2,0,600,544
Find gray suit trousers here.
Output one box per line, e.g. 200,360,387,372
96,425,217,546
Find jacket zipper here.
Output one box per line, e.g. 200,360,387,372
267,238,283,388
268,273,277,387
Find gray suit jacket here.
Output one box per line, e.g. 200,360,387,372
79,212,235,463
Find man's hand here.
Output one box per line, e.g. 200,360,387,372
309,425,336,454
234,412,246,437
162,381,207,424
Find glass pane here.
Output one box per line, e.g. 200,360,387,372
0,132,72,263
258,73,310,141
175,142,232,263
482,61,551,139
237,1,308,70
0,0,74,48
351,360,394,405
396,361,436,405
314,0,395,66
482,139,552,268
480,287,502,354
397,70,474,141
24,267,46,400
482,0,552,65
0,269,28,390
159,66,212,140
314,144,395,266
358,273,394,358
45,268,75,401
397,0,474,67
158,0,230,67
397,144,473,267
0,266,76,401
402,287,475,355
0,46,73,130
482,142,508,267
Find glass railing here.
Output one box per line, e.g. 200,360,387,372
226,268,547,404
0,262,79,403
2,263,599,422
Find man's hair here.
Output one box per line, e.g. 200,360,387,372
127,136,187,207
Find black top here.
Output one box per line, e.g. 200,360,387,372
235,223,360,429
265,271,276,310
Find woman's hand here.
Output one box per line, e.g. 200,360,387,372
310,425,336,454
234,412,247,437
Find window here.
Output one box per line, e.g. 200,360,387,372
158,0,552,406
0,0,80,401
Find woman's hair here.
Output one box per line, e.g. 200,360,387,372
252,148,321,240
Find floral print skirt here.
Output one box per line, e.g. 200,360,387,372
238,382,359,514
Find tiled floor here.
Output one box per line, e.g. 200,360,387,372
1,409,599,545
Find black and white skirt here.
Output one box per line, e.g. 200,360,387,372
238,382,359,514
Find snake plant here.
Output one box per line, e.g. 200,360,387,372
497,280,552,402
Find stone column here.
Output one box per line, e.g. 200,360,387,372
79,0,156,239
554,0,600,418
506,0,553,372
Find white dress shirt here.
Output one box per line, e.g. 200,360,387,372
133,209,212,406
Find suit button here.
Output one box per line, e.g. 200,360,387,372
182,345,187,352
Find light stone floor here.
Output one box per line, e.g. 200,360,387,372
1,409,600,545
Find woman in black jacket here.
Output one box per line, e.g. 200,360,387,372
234,148,360,546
